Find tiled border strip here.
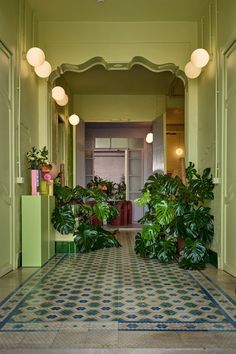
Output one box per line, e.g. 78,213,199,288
0,255,66,327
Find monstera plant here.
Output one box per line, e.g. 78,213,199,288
135,162,214,269
52,183,120,252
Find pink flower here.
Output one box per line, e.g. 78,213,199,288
43,173,52,182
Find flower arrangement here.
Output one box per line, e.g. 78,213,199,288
26,146,49,170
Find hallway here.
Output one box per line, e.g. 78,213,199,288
0,232,235,351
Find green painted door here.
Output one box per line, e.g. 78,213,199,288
224,42,236,277
0,41,13,276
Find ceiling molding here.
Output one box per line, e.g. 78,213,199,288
49,56,187,87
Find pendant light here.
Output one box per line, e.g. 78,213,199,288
176,148,184,156
69,114,80,126
34,61,52,78
52,86,65,101
56,94,69,106
146,132,153,143
191,48,210,68
184,61,201,79
26,47,45,67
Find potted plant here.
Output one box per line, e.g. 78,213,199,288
26,146,49,195
134,162,214,269
51,183,121,252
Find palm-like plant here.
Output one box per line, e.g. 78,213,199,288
134,162,214,269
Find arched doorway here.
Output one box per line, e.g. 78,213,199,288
49,57,186,222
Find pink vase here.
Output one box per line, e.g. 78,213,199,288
31,170,40,195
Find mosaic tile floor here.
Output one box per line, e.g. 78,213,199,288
0,232,236,334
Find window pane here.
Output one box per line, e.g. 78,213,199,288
95,138,110,148
129,159,142,176
111,138,128,148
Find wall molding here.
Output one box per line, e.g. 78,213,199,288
49,56,187,87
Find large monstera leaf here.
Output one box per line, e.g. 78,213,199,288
51,205,75,235
183,206,214,241
179,238,209,270
154,200,175,226
74,224,121,253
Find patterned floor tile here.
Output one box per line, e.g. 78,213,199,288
0,233,235,333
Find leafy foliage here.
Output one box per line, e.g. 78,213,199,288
179,238,209,270
26,146,49,169
51,205,75,235
74,224,121,253
156,238,177,263
52,183,120,252
134,162,214,269
87,175,126,200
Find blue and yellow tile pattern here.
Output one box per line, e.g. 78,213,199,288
0,233,235,332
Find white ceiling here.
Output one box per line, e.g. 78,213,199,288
28,0,211,22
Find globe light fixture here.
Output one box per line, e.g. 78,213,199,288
69,114,80,126
146,132,153,143
191,48,210,68
26,47,45,67
52,86,65,101
56,94,69,106
184,61,201,79
176,148,184,156
34,61,52,78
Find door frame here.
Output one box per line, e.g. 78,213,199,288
0,40,15,276
221,39,236,276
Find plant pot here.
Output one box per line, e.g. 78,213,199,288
177,237,184,257
40,179,48,195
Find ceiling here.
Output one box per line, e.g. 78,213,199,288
60,64,184,95
30,0,197,116
28,0,211,22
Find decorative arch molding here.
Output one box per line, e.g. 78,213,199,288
49,56,187,87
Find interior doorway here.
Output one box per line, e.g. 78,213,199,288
84,128,148,223
53,57,186,223
93,149,144,222
94,150,125,184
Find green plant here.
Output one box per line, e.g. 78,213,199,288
74,224,121,253
51,204,75,235
26,146,49,169
134,162,214,269
51,182,120,252
179,238,209,270
52,184,118,232
87,175,126,200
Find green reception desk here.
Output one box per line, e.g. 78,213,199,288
22,196,55,267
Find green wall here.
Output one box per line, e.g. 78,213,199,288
3,0,236,272
197,0,236,271
73,94,166,122
0,0,40,267
39,21,198,69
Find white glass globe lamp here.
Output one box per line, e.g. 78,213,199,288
56,94,69,106
176,148,184,156
69,114,80,126
52,86,65,101
34,61,52,78
146,132,153,143
191,48,210,68
26,47,45,67
184,61,201,79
